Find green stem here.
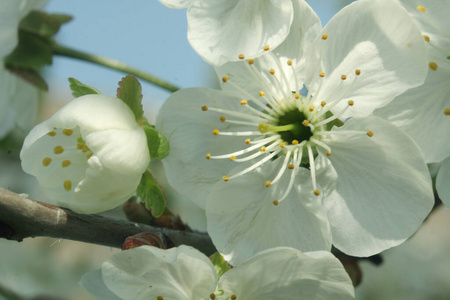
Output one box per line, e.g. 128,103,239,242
52,43,180,93
0,282,26,300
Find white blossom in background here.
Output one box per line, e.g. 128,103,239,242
157,0,434,264
0,0,47,139
20,94,150,214
158,0,296,66
80,245,355,300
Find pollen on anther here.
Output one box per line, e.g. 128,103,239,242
265,181,271,187
248,58,255,65
63,129,74,136
313,190,320,196
355,69,361,76
321,101,327,107
63,180,72,192
322,34,328,40
240,100,247,105
326,150,332,156
429,62,438,71
319,72,325,77
222,76,228,83
259,91,265,97
238,54,245,60
292,140,299,145
366,131,374,137
280,142,286,148
47,131,56,137
309,106,314,112
87,153,93,159
269,69,275,75
443,109,450,115
206,153,211,159
295,93,300,99
348,100,354,106
245,139,251,144
223,176,229,182
53,146,64,154
62,160,71,168
288,164,295,170
287,59,293,66
273,200,279,206
423,35,430,42
341,74,347,80
260,146,266,152
416,5,426,12
302,120,309,126
201,105,208,111
231,294,237,300
264,45,270,51
157,297,164,300
42,157,52,167
220,116,226,122
213,129,219,135
82,145,90,153
230,156,236,161
210,294,216,300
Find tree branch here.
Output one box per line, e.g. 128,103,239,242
0,188,216,256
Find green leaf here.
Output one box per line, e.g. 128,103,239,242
210,252,230,278
137,169,166,218
19,11,72,37
142,124,170,160
6,68,48,91
68,78,100,98
116,75,144,122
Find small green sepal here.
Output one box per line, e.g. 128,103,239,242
116,75,144,122
142,124,170,160
19,10,72,38
68,78,100,98
210,252,231,278
137,169,166,218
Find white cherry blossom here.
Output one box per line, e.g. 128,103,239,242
80,245,355,300
20,94,150,214
157,0,434,264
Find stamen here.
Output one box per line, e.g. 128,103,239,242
157,296,164,300
264,45,270,51
280,142,286,148
310,137,331,153
228,149,280,180
240,100,247,105
206,153,211,159
341,74,347,80
322,34,328,40
277,148,302,203
216,130,262,136
319,72,325,77
87,153,93,159
62,160,71,168
210,294,216,300
314,190,320,196
213,129,219,135
302,120,309,127
265,181,271,187
292,140,299,145
355,69,361,76
248,58,255,65
63,129,74,136
231,295,237,300
207,107,265,123
307,144,319,196
260,147,266,152
273,200,279,206
269,69,276,75
270,149,292,184
288,164,294,170
54,146,64,154
444,109,450,115
326,150,332,156
245,139,251,144
348,100,354,106
423,35,430,42
295,94,301,100
63,180,72,191
209,136,279,159
220,116,226,122
366,131,374,137
429,62,438,71
314,103,351,127
321,101,327,107
238,54,245,60
287,60,293,66
42,157,52,167
416,5,426,13
222,76,228,83
47,131,56,137
308,106,314,111
82,145,90,153
223,176,229,182
201,105,208,111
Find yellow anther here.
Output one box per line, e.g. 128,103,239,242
416,5,426,12
240,100,247,105
201,105,208,111
265,181,272,187
319,72,325,77
248,58,255,65
294,93,300,99
326,150,332,156
366,131,374,137
62,129,74,136
245,139,251,144
220,116,226,122
62,160,71,168
429,62,438,71
341,74,347,80
238,54,245,59
82,145,90,153
308,106,314,112
443,109,450,115
288,164,295,170
53,146,64,154
321,101,327,107
231,295,237,300
292,140,299,145
230,156,236,161
423,35,430,42
213,129,219,135
87,153,93,159
206,153,211,159
269,69,276,75
264,45,270,51
222,76,228,83
157,297,164,300
280,142,286,148
355,69,361,76
42,157,52,167
287,59,293,66
63,180,72,192
302,120,310,126
273,200,279,206
322,34,328,40
259,91,265,97
348,100,354,106
77,143,84,150
260,146,266,152
313,189,320,196
210,294,216,300
47,131,56,137
223,176,229,182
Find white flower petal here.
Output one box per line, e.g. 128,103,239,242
156,87,252,208
11,76,38,133
101,245,217,300
218,248,354,300
187,0,294,66
206,158,332,266
158,0,191,9
323,116,434,256
306,0,427,119
436,156,450,207
79,269,122,300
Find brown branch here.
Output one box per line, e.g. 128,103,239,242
0,188,216,256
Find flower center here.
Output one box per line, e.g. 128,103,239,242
272,109,313,145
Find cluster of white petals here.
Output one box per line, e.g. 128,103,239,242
80,245,355,300
20,94,150,214
156,0,434,265
0,0,47,139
